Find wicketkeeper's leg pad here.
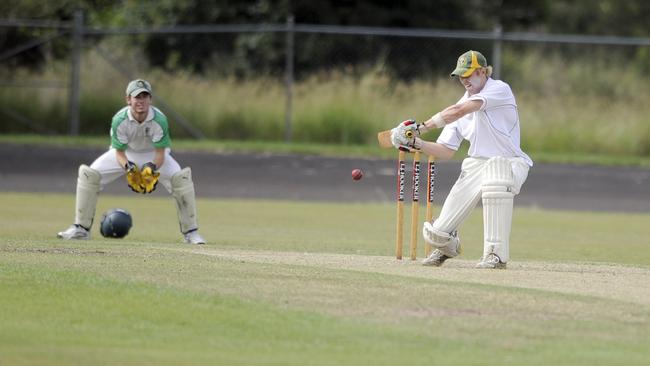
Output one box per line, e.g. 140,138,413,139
75,164,101,229
482,157,515,263
171,167,199,234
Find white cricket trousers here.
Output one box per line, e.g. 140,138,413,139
89,148,181,193
431,156,529,237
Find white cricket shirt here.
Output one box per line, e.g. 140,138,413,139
110,106,171,153
437,78,533,167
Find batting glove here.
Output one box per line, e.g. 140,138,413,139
391,119,423,152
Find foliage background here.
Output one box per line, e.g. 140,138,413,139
2,0,650,158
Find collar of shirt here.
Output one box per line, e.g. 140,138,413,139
127,107,154,124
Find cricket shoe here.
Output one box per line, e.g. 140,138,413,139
421,223,461,267
476,253,506,269
184,230,206,245
422,249,451,267
57,224,90,240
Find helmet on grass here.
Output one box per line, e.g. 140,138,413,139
99,208,133,238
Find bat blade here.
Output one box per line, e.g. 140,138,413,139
377,130,393,148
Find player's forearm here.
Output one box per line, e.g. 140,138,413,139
420,101,482,133
420,106,461,132
115,149,129,169
415,139,455,161
152,148,165,169
419,113,447,133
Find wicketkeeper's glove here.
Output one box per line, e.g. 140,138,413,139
140,162,160,194
125,161,145,194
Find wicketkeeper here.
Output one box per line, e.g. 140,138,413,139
57,79,206,244
390,50,532,269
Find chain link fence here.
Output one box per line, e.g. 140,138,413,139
2,12,650,154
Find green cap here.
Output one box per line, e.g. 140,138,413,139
450,50,487,78
125,79,152,97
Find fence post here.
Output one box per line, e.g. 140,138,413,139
284,14,295,142
492,24,502,79
68,10,83,135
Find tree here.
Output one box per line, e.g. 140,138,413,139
0,0,114,69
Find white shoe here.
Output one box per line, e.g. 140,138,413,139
184,230,206,245
476,253,506,269
421,249,451,267
57,224,90,240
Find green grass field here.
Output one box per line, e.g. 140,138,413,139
1,192,650,365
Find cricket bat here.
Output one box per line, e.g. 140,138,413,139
377,130,393,148
377,129,415,149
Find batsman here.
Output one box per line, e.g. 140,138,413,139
390,50,532,269
57,79,206,244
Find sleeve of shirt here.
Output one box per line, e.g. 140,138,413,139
436,123,463,151
467,94,487,111
110,113,129,150
151,108,171,148
468,80,513,111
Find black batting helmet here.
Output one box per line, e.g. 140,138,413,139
99,208,133,238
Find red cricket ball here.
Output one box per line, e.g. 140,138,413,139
351,168,363,181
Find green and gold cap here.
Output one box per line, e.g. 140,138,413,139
125,79,152,97
450,50,487,78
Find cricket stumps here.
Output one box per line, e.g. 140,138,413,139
395,151,435,260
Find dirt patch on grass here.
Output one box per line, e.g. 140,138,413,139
184,248,650,306
1,247,108,256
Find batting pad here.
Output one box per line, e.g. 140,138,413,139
422,222,461,257
75,164,101,229
171,167,199,234
482,157,515,263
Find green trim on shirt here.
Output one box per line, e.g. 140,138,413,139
109,107,172,150
151,108,171,148
110,108,129,150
